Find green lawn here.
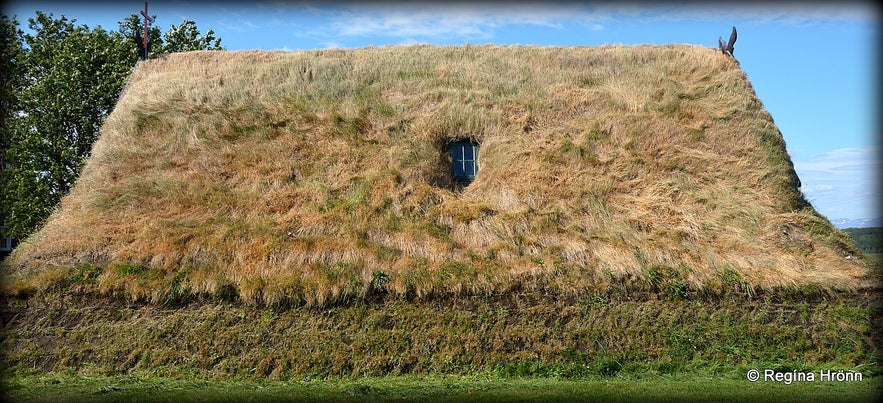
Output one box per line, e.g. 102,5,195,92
3,374,880,403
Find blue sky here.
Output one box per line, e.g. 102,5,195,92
3,1,880,221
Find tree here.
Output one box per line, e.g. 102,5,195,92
1,12,132,238
161,20,223,53
0,15,23,162
0,12,225,239
116,15,224,59
0,15,23,138
0,15,24,238
117,13,162,61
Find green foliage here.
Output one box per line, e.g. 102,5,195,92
0,15,23,239
371,270,388,293
71,264,104,285
717,266,754,298
590,355,625,377
0,11,224,239
642,264,691,299
113,263,148,277
1,12,133,238
842,227,882,254
117,14,162,60
0,14,23,160
160,20,223,53
117,15,223,57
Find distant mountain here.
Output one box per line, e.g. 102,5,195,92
831,217,882,229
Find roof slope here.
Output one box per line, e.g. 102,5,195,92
2,45,870,305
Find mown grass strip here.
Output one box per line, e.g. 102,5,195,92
3,291,877,379
4,374,880,403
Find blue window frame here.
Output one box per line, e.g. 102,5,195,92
0,236,12,252
0,226,14,253
450,140,479,185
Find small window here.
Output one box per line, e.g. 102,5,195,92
449,140,479,186
0,226,13,253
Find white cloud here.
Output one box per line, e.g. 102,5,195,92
308,2,608,41
793,146,880,220
794,147,880,174
268,1,878,45
808,184,834,193
216,1,876,47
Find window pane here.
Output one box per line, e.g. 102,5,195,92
449,141,479,182
450,144,463,160
463,144,474,160
453,162,466,177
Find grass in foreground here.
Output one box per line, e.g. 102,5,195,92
4,291,878,379
3,374,880,403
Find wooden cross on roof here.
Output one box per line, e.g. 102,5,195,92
139,1,155,60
